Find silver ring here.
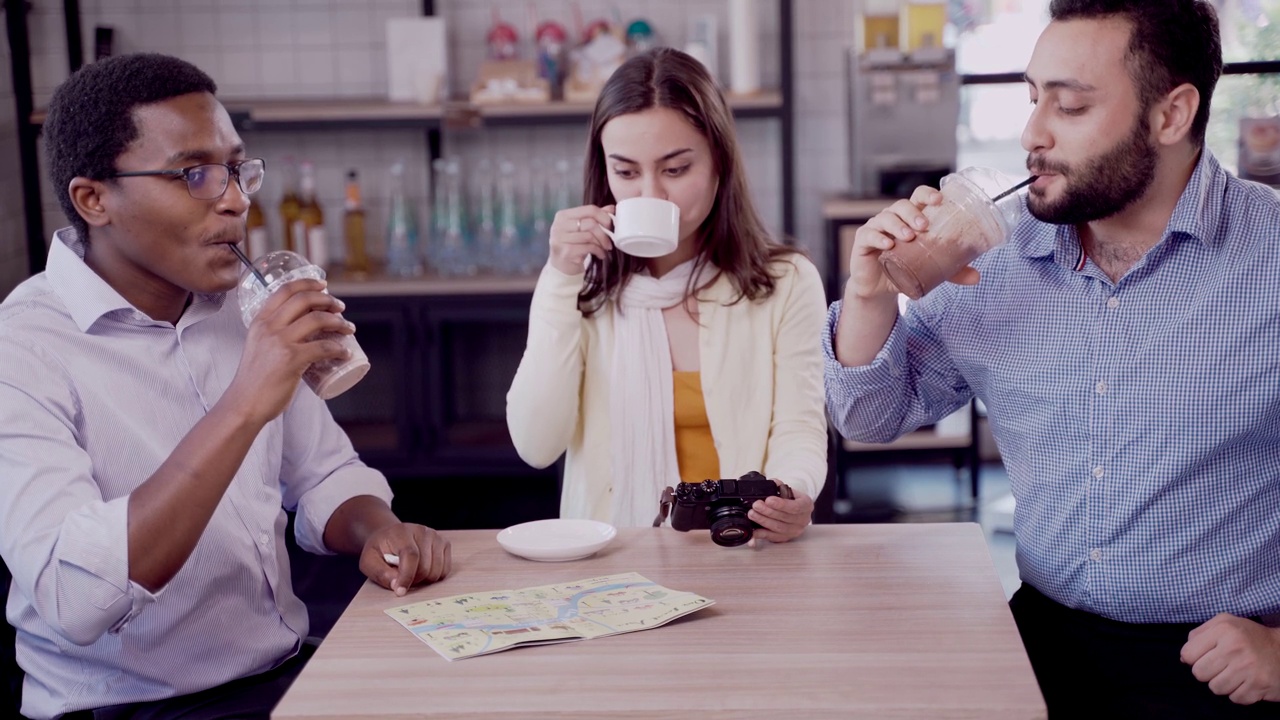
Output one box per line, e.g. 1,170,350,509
576,218,582,232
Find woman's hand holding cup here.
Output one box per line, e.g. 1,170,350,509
548,205,616,276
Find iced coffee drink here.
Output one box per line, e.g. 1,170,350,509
237,250,370,400
878,167,1025,300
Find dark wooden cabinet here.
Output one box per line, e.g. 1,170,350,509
326,286,560,530
323,301,419,471
421,296,537,474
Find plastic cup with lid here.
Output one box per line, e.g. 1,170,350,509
878,167,1027,300
237,250,370,400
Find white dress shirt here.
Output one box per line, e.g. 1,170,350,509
0,229,392,719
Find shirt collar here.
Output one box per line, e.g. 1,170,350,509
1014,148,1228,265
45,227,226,333
1167,147,1227,248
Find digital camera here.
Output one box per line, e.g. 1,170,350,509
663,471,793,547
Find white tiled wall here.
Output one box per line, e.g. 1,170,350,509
0,36,28,296
793,0,857,275
22,0,853,276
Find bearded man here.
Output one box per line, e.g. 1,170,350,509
824,1,1280,718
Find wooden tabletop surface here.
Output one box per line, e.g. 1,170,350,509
273,523,1045,720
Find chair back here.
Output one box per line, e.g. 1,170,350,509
0,560,21,716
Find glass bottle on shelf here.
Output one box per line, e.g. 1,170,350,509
246,198,269,260
430,157,474,277
526,158,553,272
278,158,301,254
551,157,575,215
471,157,498,273
343,170,371,277
296,161,328,269
430,157,448,272
494,159,523,275
385,161,424,278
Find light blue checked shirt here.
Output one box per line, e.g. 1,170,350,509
0,229,393,719
825,150,1280,624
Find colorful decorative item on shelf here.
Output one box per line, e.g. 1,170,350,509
535,20,569,99
565,5,626,103
486,9,520,61
581,16,613,43
625,18,658,57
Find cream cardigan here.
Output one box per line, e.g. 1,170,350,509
506,255,829,523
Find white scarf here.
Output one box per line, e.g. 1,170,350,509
609,259,714,527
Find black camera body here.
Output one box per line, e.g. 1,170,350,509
667,472,793,547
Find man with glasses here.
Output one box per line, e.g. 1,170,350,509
0,53,450,719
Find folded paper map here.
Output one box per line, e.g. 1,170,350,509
385,572,715,661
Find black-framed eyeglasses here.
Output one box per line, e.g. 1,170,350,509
110,158,266,200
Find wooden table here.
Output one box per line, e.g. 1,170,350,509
273,524,1045,719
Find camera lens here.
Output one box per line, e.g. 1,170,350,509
709,505,753,547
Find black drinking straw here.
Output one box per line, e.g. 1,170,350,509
992,176,1037,202
228,242,269,287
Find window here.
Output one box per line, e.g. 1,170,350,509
1218,0,1280,63
952,0,1280,177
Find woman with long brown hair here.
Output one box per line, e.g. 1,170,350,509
507,48,827,541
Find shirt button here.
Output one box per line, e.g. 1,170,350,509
1090,549,1102,561
1092,466,1105,478
1095,381,1107,395
1107,297,1120,309
259,533,270,546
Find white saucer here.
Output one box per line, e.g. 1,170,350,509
496,519,618,562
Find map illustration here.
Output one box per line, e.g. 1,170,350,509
384,572,715,661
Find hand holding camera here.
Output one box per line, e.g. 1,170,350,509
657,471,813,547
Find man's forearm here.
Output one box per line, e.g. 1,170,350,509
323,494,400,555
834,282,899,367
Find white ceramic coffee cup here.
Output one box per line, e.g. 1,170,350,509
603,197,680,258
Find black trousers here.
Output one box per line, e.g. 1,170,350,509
59,642,315,720
1010,584,1280,720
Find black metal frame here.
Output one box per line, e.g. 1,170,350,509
779,0,795,240
230,115,443,133
64,0,83,72
961,60,1280,86
7,0,45,276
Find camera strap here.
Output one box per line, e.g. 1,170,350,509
652,486,675,527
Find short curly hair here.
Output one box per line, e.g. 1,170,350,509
43,53,218,242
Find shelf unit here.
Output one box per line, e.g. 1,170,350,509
325,271,538,298
9,0,796,275
2,0,797,499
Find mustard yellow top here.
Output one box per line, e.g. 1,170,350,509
673,371,721,484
